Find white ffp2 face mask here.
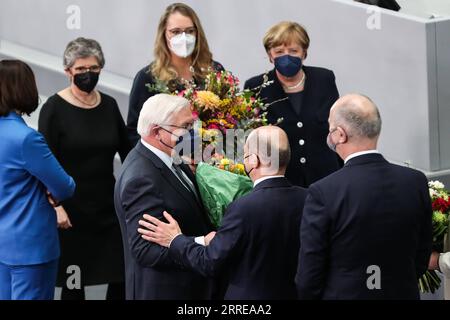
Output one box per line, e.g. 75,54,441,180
169,33,196,58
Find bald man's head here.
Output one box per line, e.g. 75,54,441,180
330,94,382,141
245,126,291,173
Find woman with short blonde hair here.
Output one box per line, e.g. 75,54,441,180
244,21,342,188
263,21,310,58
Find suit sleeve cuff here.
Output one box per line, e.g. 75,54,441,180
168,233,183,248
438,252,450,276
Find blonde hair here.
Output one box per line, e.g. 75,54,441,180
151,3,213,89
263,21,310,58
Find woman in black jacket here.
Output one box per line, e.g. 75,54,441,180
245,21,342,187
127,3,224,146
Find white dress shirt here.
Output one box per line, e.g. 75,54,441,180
344,149,380,164
253,175,285,187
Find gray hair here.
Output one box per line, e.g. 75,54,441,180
63,37,105,69
334,95,382,139
137,94,190,137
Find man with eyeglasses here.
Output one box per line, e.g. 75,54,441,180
295,94,432,300
114,93,214,300
137,125,308,299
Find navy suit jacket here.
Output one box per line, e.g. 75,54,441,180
114,141,213,299
0,112,75,265
244,66,342,187
295,153,432,300
170,177,307,300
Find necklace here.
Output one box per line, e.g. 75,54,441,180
283,72,306,91
70,89,98,107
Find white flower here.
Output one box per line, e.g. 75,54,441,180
429,180,445,190
430,189,437,198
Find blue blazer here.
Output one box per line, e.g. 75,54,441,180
295,153,432,300
0,112,75,265
169,177,307,299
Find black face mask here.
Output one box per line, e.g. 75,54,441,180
244,154,258,177
160,128,198,157
73,71,99,93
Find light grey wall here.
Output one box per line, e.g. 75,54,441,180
0,0,342,81
436,19,450,170
1,0,450,173
397,0,450,18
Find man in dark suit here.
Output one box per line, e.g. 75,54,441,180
114,94,214,300
138,126,307,299
295,94,432,300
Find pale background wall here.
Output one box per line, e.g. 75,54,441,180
1,0,450,300
1,0,449,174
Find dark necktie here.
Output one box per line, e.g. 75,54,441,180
172,164,200,202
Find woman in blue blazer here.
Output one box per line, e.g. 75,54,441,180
0,60,75,300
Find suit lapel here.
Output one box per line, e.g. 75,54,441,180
135,142,203,214
263,69,309,119
179,163,214,227
300,66,313,118
263,70,296,118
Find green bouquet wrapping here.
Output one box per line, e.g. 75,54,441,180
195,162,253,228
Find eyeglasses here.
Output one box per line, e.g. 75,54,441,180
167,27,197,37
160,123,194,131
73,65,102,73
244,153,259,160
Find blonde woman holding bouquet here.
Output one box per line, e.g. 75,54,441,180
127,2,224,146
244,21,342,188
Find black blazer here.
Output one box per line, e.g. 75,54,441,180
169,177,307,299
114,141,213,300
244,66,342,187
295,153,432,300
127,61,224,146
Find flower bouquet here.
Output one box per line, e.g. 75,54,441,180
177,69,275,227
419,180,450,293
195,159,253,228
180,69,274,157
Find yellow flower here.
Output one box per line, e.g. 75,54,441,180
219,98,233,109
235,163,245,174
220,158,230,166
195,91,221,111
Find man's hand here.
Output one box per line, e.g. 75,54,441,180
55,206,72,229
138,211,182,247
429,251,440,270
205,231,216,245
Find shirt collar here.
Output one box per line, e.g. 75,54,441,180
140,139,173,169
254,175,285,187
344,150,379,164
